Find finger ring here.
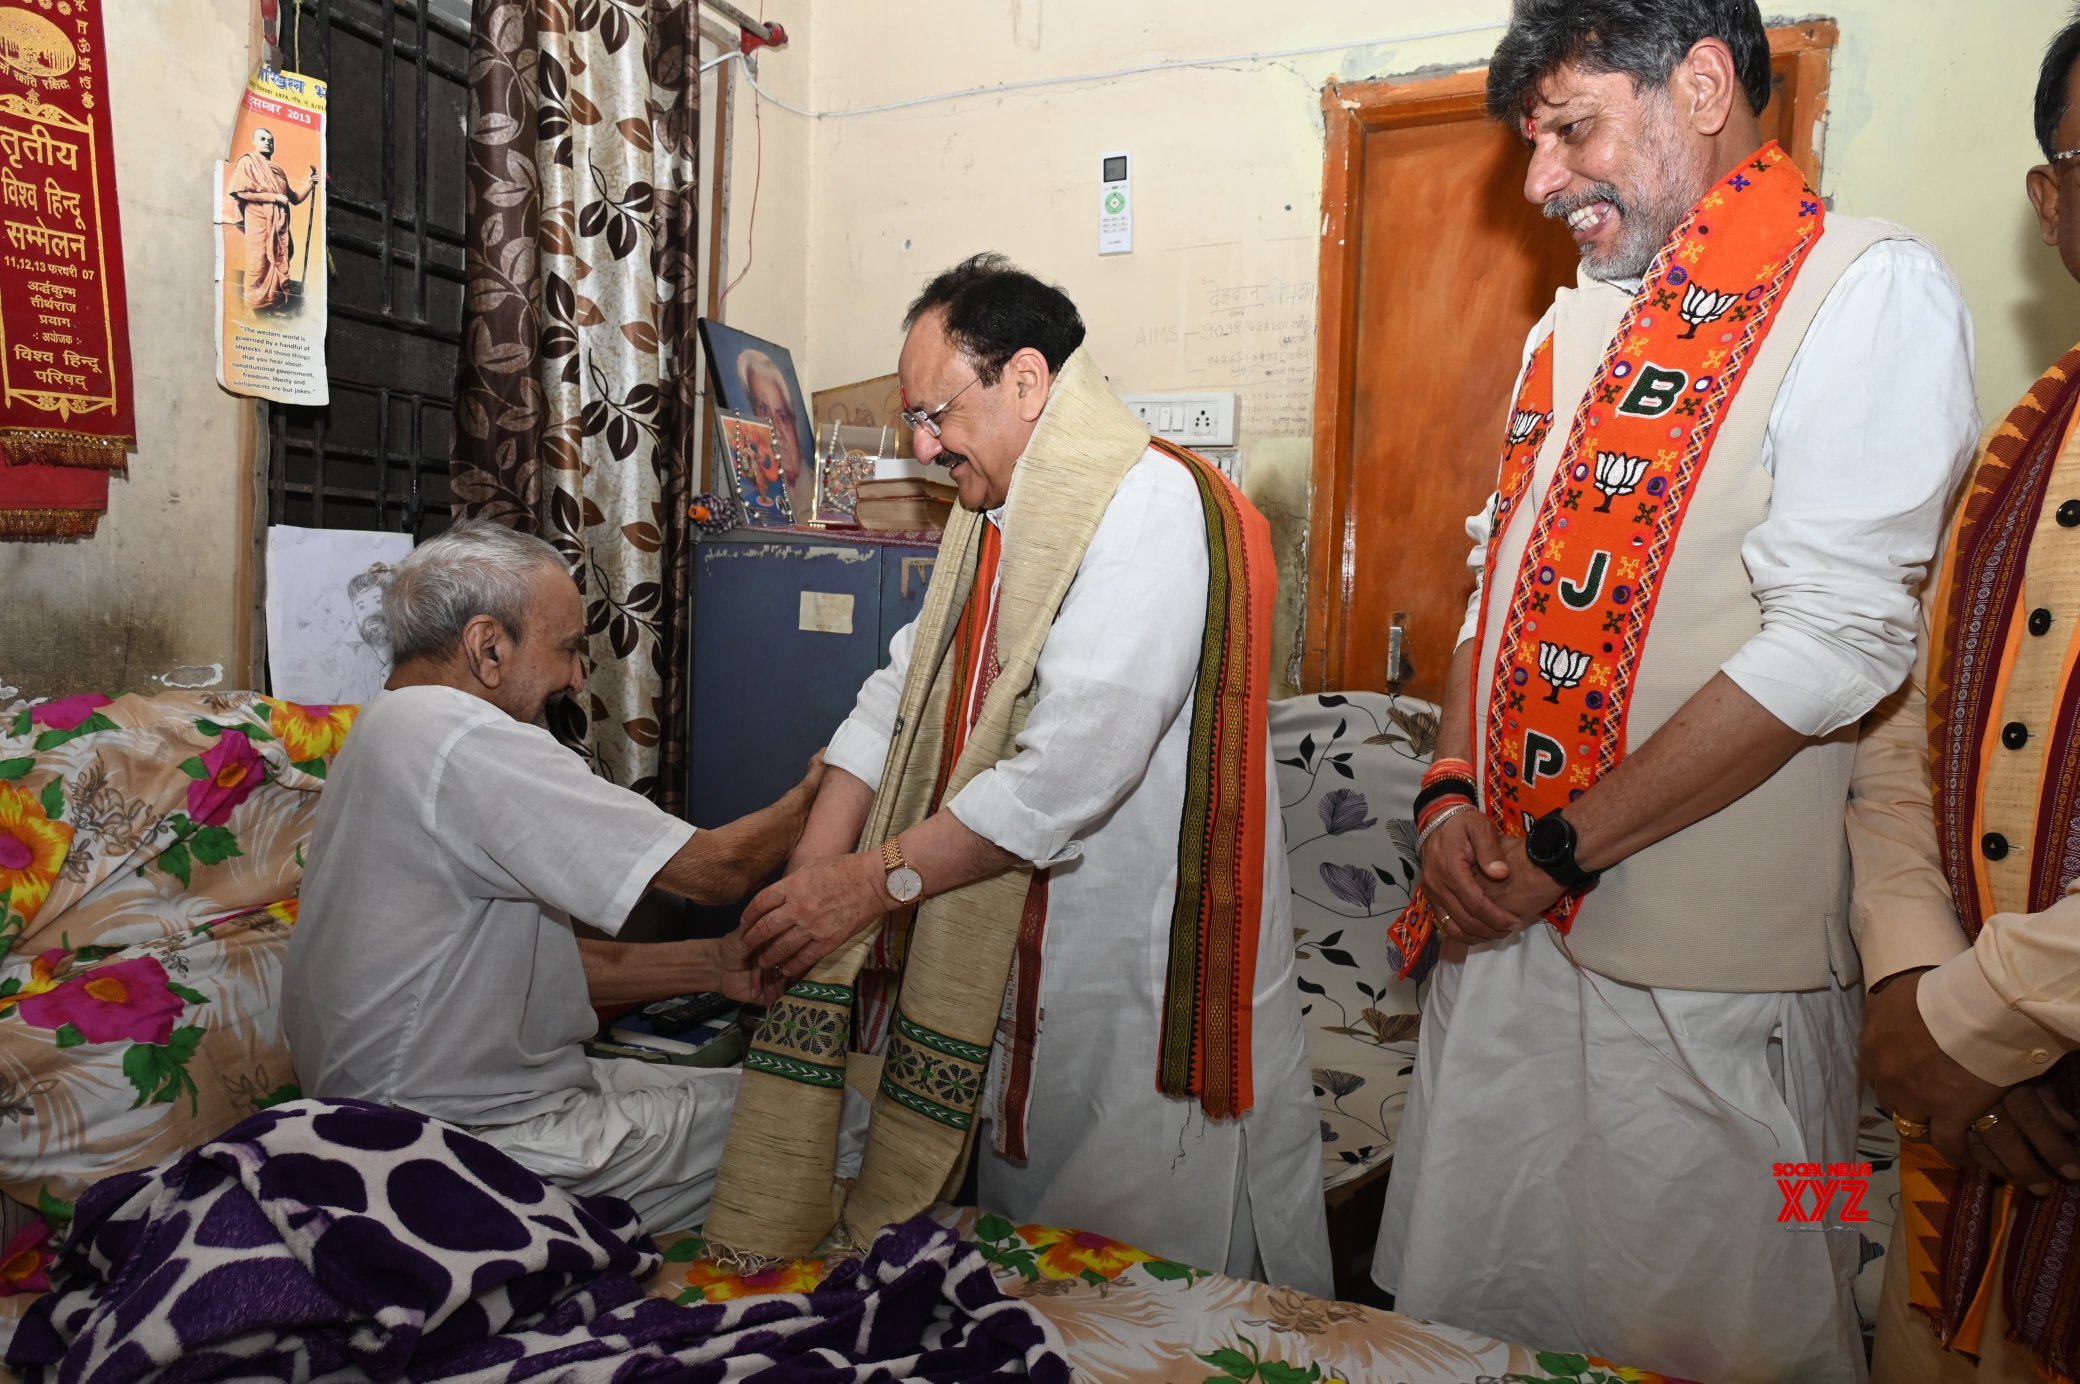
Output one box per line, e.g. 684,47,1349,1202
1973,1112,2001,1133
1893,1113,1931,1141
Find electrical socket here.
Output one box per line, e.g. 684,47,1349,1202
1120,391,1238,448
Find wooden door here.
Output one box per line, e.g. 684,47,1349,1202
1302,23,1837,702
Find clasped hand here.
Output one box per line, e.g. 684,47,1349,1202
1416,810,1564,946
739,850,892,983
1863,971,2080,1194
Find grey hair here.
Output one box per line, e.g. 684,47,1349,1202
382,519,570,663
1485,0,1772,124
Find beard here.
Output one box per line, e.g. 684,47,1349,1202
1544,102,1701,282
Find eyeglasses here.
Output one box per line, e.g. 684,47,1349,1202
2052,148,2080,166
898,375,981,438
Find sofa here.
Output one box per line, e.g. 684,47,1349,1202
0,689,1703,1382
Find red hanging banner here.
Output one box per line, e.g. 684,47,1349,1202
0,0,134,479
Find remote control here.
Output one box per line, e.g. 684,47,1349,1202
639,991,737,1036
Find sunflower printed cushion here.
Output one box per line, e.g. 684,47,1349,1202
0,691,354,959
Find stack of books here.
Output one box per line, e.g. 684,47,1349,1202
853,477,956,531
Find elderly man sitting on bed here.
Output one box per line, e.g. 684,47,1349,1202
282,520,866,1233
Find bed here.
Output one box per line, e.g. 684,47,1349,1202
0,689,1704,1380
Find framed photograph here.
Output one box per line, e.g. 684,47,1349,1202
719,411,793,526
699,318,815,522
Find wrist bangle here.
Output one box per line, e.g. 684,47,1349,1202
1417,802,1477,853
1417,795,1476,835
1422,758,1478,788
1413,778,1479,821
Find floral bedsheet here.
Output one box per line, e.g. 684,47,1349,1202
647,1208,1693,1384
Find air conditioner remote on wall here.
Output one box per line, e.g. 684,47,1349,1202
1099,150,1131,255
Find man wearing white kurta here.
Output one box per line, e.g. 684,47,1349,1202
738,255,1331,1293
1371,4,1977,1381
286,521,866,1235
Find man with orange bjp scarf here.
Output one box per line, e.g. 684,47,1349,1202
1373,1,1978,1379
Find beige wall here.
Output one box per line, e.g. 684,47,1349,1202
716,0,2080,688
778,0,2078,424
1823,0,2080,418
0,0,254,700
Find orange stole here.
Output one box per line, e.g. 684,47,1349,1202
1150,438,1273,1120
931,522,1005,797
1905,342,2080,1377
1388,142,1825,979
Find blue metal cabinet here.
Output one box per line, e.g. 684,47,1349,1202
688,530,939,831
880,549,936,647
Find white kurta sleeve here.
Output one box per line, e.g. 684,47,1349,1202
432,717,695,935
1459,313,1557,649
946,457,1211,868
1456,493,1498,648
1720,238,1980,736
824,616,921,792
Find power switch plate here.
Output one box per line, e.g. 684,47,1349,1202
1120,391,1239,448
1099,149,1131,256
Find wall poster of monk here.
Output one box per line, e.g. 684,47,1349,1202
214,66,327,406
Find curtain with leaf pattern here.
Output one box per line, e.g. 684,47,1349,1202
451,0,698,812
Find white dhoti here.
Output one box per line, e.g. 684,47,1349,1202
472,1059,872,1235
1373,926,1866,1383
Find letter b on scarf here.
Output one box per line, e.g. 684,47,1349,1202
1617,364,1689,418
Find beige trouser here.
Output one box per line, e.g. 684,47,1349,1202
1872,1211,2040,1383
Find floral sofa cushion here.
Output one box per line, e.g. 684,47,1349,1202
1,691,351,959
1271,691,1437,1192
0,902,303,1212
0,690,354,1316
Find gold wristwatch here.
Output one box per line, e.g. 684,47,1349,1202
880,837,923,904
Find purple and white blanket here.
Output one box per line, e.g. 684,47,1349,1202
6,1099,1068,1383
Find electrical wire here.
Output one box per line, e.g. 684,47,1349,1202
714,20,1508,120
718,3,768,308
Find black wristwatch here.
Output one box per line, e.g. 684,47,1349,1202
1525,809,1601,892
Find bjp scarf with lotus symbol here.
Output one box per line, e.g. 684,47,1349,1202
1388,141,1824,978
